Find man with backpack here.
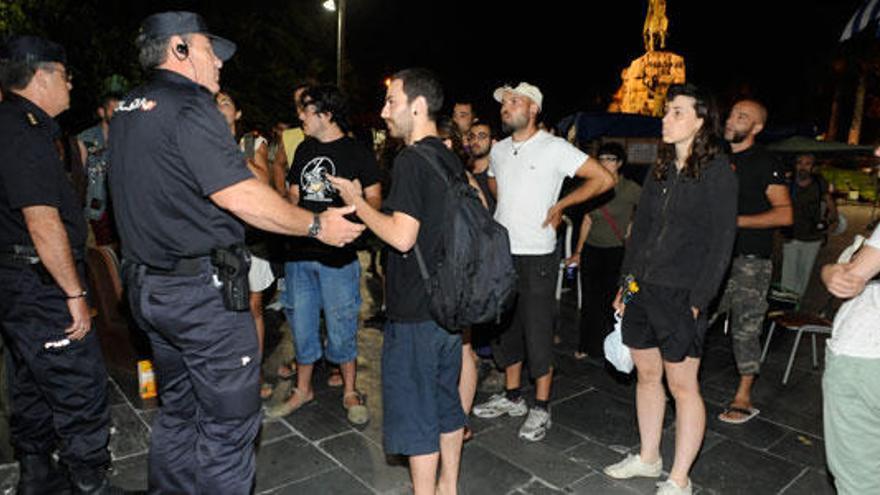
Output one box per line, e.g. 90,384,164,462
779,152,837,300
472,82,614,442
330,68,474,495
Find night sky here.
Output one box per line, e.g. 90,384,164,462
340,0,866,130
19,0,874,135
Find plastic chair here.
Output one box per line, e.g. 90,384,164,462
759,311,832,385
555,215,582,309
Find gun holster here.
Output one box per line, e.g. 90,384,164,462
210,244,251,311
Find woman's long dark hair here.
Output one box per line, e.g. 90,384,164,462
653,83,725,182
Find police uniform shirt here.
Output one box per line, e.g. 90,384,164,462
0,94,87,250
109,69,253,270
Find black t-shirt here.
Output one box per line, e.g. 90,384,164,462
0,94,87,252
383,137,455,322
108,70,253,270
285,135,380,266
731,145,785,257
791,176,827,241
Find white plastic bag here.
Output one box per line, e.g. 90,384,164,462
604,313,633,373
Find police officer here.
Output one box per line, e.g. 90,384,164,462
0,36,123,494
109,12,364,493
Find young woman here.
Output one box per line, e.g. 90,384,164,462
604,84,738,495
565,142,641,360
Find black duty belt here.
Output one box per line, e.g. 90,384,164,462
144,257,209,277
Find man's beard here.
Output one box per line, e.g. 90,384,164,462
796,169,811,181
470,147,490,159
726,129,749,144
501,112,528,134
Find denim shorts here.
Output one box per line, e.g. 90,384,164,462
382,320,465,456
284,259,361,365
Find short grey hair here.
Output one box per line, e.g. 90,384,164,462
136,33,192,70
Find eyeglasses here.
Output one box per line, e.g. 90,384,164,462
598,155,621,162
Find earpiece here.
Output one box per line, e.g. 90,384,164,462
174,43,189,60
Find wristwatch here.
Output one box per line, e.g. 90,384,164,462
307,213,321,238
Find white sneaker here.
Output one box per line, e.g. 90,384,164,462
655,478,692,495
518,407,551,442
603,453,663,479
472,394,528,418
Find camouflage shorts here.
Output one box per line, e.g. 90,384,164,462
718,256,772,375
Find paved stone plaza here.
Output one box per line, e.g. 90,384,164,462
3,205,873,494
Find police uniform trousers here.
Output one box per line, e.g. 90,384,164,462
0,263,110,470
125,260,261,495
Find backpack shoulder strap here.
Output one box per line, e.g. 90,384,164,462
409,142,452,186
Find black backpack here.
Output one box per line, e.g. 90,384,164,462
410,143,517,332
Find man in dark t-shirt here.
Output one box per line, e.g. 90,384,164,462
329,68,466,495
716,99,792,425
780,153,837,299
266,85,381,424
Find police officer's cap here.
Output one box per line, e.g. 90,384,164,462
0,35,67,65
138,11,236,61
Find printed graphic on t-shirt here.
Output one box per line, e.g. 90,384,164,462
300,155,336,202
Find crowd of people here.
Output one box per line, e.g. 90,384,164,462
0,8,875,495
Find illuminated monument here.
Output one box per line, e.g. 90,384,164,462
608,0,686,117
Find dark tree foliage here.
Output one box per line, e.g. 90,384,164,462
1,0,338,134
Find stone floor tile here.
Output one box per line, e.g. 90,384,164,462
689,439,803,494
255,436,336,492
319,432,410,494
267,467,373,495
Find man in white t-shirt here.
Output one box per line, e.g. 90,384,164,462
821,223,880,495
472,82,615,441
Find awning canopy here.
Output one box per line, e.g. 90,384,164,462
766,136,875,154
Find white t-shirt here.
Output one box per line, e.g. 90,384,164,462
489,130,587,255
828,227,880,358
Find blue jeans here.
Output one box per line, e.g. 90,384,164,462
284,259,361,365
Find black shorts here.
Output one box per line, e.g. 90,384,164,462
621,282,708,362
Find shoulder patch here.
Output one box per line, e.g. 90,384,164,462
116,98,157,113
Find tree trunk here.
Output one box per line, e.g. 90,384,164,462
848,71,867,145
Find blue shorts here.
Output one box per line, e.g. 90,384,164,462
285,259,361,365
382,320,465,456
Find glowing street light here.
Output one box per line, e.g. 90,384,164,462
322,0,345,88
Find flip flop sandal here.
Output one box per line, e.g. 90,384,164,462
718,406,760,425
344,391,369,425
265,387,314,418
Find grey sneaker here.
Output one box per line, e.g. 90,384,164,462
518,407,551,442
603,453,662,479
655,478,692,495
472,394,528,418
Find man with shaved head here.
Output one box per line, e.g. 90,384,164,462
716,99,792,425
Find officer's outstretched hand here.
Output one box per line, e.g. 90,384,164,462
65,297,92,340
317,206,366,247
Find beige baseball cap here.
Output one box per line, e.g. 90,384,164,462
493,82,543,111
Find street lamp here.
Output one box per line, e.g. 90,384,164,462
323,0,346,89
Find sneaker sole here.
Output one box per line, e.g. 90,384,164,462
603,467,662,479
518,420,551,442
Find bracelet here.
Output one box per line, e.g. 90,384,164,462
66,290,88,300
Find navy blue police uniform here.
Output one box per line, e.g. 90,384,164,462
0,36,112,493
108,12,260,494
